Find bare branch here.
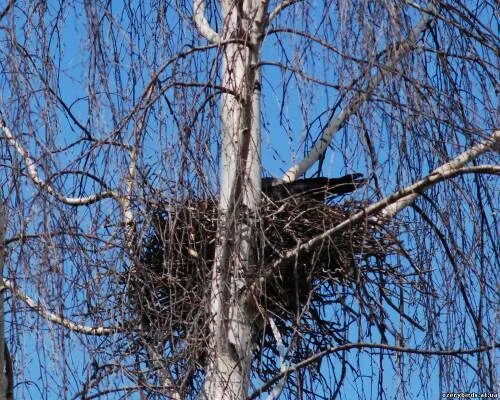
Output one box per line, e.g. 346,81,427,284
249,341,500,400
281,3,436,181
381,132,500,218
268,0,302,25
121,84,156,254
193,0,220,43
0,120,119,206
265,318,287,400
266,130,499,281
258,61,344,89
264,28,371,63
145,345,182,400
4,230,118,247
71,385,152,400
0,0,14,22
1,1,496,397
1,279,123,336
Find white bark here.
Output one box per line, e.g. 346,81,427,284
266,318,287,400
1,121,119,206
1,116,138,255
201,0,267,397
193,0,221,43
1,58,179,400
270,129,499,272
268,0,301,24
281,3,436,182
381,130,500,218
1,278,121,336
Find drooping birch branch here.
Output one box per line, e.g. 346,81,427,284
193,0,220,43
249,341,500,400
0,278,122,336
381,141,500,219
121,85,155,251
0,116,140,254
268,0,302,24
267,129,499,281
1,119,119,206
281,4,436,182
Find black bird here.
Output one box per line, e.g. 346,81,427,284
261,173,365,201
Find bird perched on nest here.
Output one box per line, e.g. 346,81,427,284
261,173,365,201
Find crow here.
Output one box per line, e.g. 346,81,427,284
261,173,365,201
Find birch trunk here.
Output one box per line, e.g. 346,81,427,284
202,0,266,397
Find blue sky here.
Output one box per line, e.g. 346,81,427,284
0,1,497,399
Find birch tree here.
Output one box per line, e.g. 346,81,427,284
0,0,498,399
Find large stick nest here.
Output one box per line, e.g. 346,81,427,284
126,194,401,377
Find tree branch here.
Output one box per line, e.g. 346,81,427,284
1,279,123,336
258,130,499,287
4,343,13,400
248,341,499,399
266,317,287,400
0,0,15,22
268,0,302,25
381,136,500,218
281,3,436,181
193,0,220,43
145,344,182,400
0,203,8,399
0,119,119,206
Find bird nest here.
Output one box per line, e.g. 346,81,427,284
126,194,401,372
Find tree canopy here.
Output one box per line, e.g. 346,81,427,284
0,0,498,399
